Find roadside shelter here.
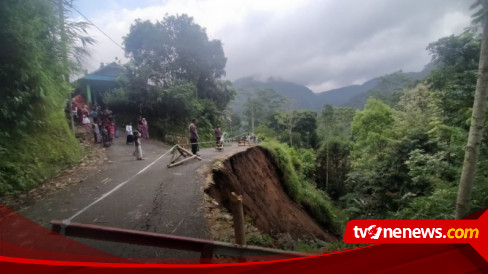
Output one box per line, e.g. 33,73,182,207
75,61,124,106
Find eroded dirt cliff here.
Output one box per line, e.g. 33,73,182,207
205,146,336,243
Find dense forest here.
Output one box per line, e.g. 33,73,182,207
242,29,488,220
1,0,488,230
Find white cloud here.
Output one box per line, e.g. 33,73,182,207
76,0,473,92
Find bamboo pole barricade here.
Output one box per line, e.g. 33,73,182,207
167,144,202,168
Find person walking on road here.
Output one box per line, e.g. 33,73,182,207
214,124,222,147
189,118,199,156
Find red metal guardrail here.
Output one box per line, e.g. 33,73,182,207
51,220,309,263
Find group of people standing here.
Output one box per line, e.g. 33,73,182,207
188,118,223,156
72,102,90,126
72,98,154,160
81,109,228,161
84,106,117,147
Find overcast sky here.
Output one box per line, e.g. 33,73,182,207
72,0,473,92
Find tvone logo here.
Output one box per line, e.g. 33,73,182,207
366,225,382,239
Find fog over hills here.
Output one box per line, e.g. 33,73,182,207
231,65,433,113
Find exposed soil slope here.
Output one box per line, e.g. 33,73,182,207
206,146,336,242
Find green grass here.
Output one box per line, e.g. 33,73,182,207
247,233,274,247
260,140,346,236
0,111,82,195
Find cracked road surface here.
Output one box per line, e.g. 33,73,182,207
18,135,242,260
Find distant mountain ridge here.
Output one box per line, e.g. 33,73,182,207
231,65,433,113
232,77,319,110
316,77,380,107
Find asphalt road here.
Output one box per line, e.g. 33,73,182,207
18,134,239,260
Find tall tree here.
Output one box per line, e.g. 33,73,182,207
351,98,394,167
0,0,92,133
456,0,488,218
394,83,435,136
123,14,232,110
318,104,356,142
112,14,235,138
426,31,480,128
316,139,352,200
292,110,318,148
242,88,286,132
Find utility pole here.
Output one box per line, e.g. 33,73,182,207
288,111,293,146
251,100,254,136
287,100,294,147
326,142,329,194
229,118,232,137
58,0,75,134
223,108,233,137
242,90,256,135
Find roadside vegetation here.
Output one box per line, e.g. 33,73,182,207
0,0,89,194
261,141,346,236
248,29,488,221
2,0,488,252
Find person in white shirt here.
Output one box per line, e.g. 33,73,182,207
126,122,134,145
82,115,91,132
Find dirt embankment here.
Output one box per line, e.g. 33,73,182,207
205,146,336,242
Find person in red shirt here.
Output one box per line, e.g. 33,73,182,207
107,122,115,144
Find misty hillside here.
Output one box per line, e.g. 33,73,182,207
230,65,433,113
316,77,380,107
341,65,434,108
232,77,320,112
